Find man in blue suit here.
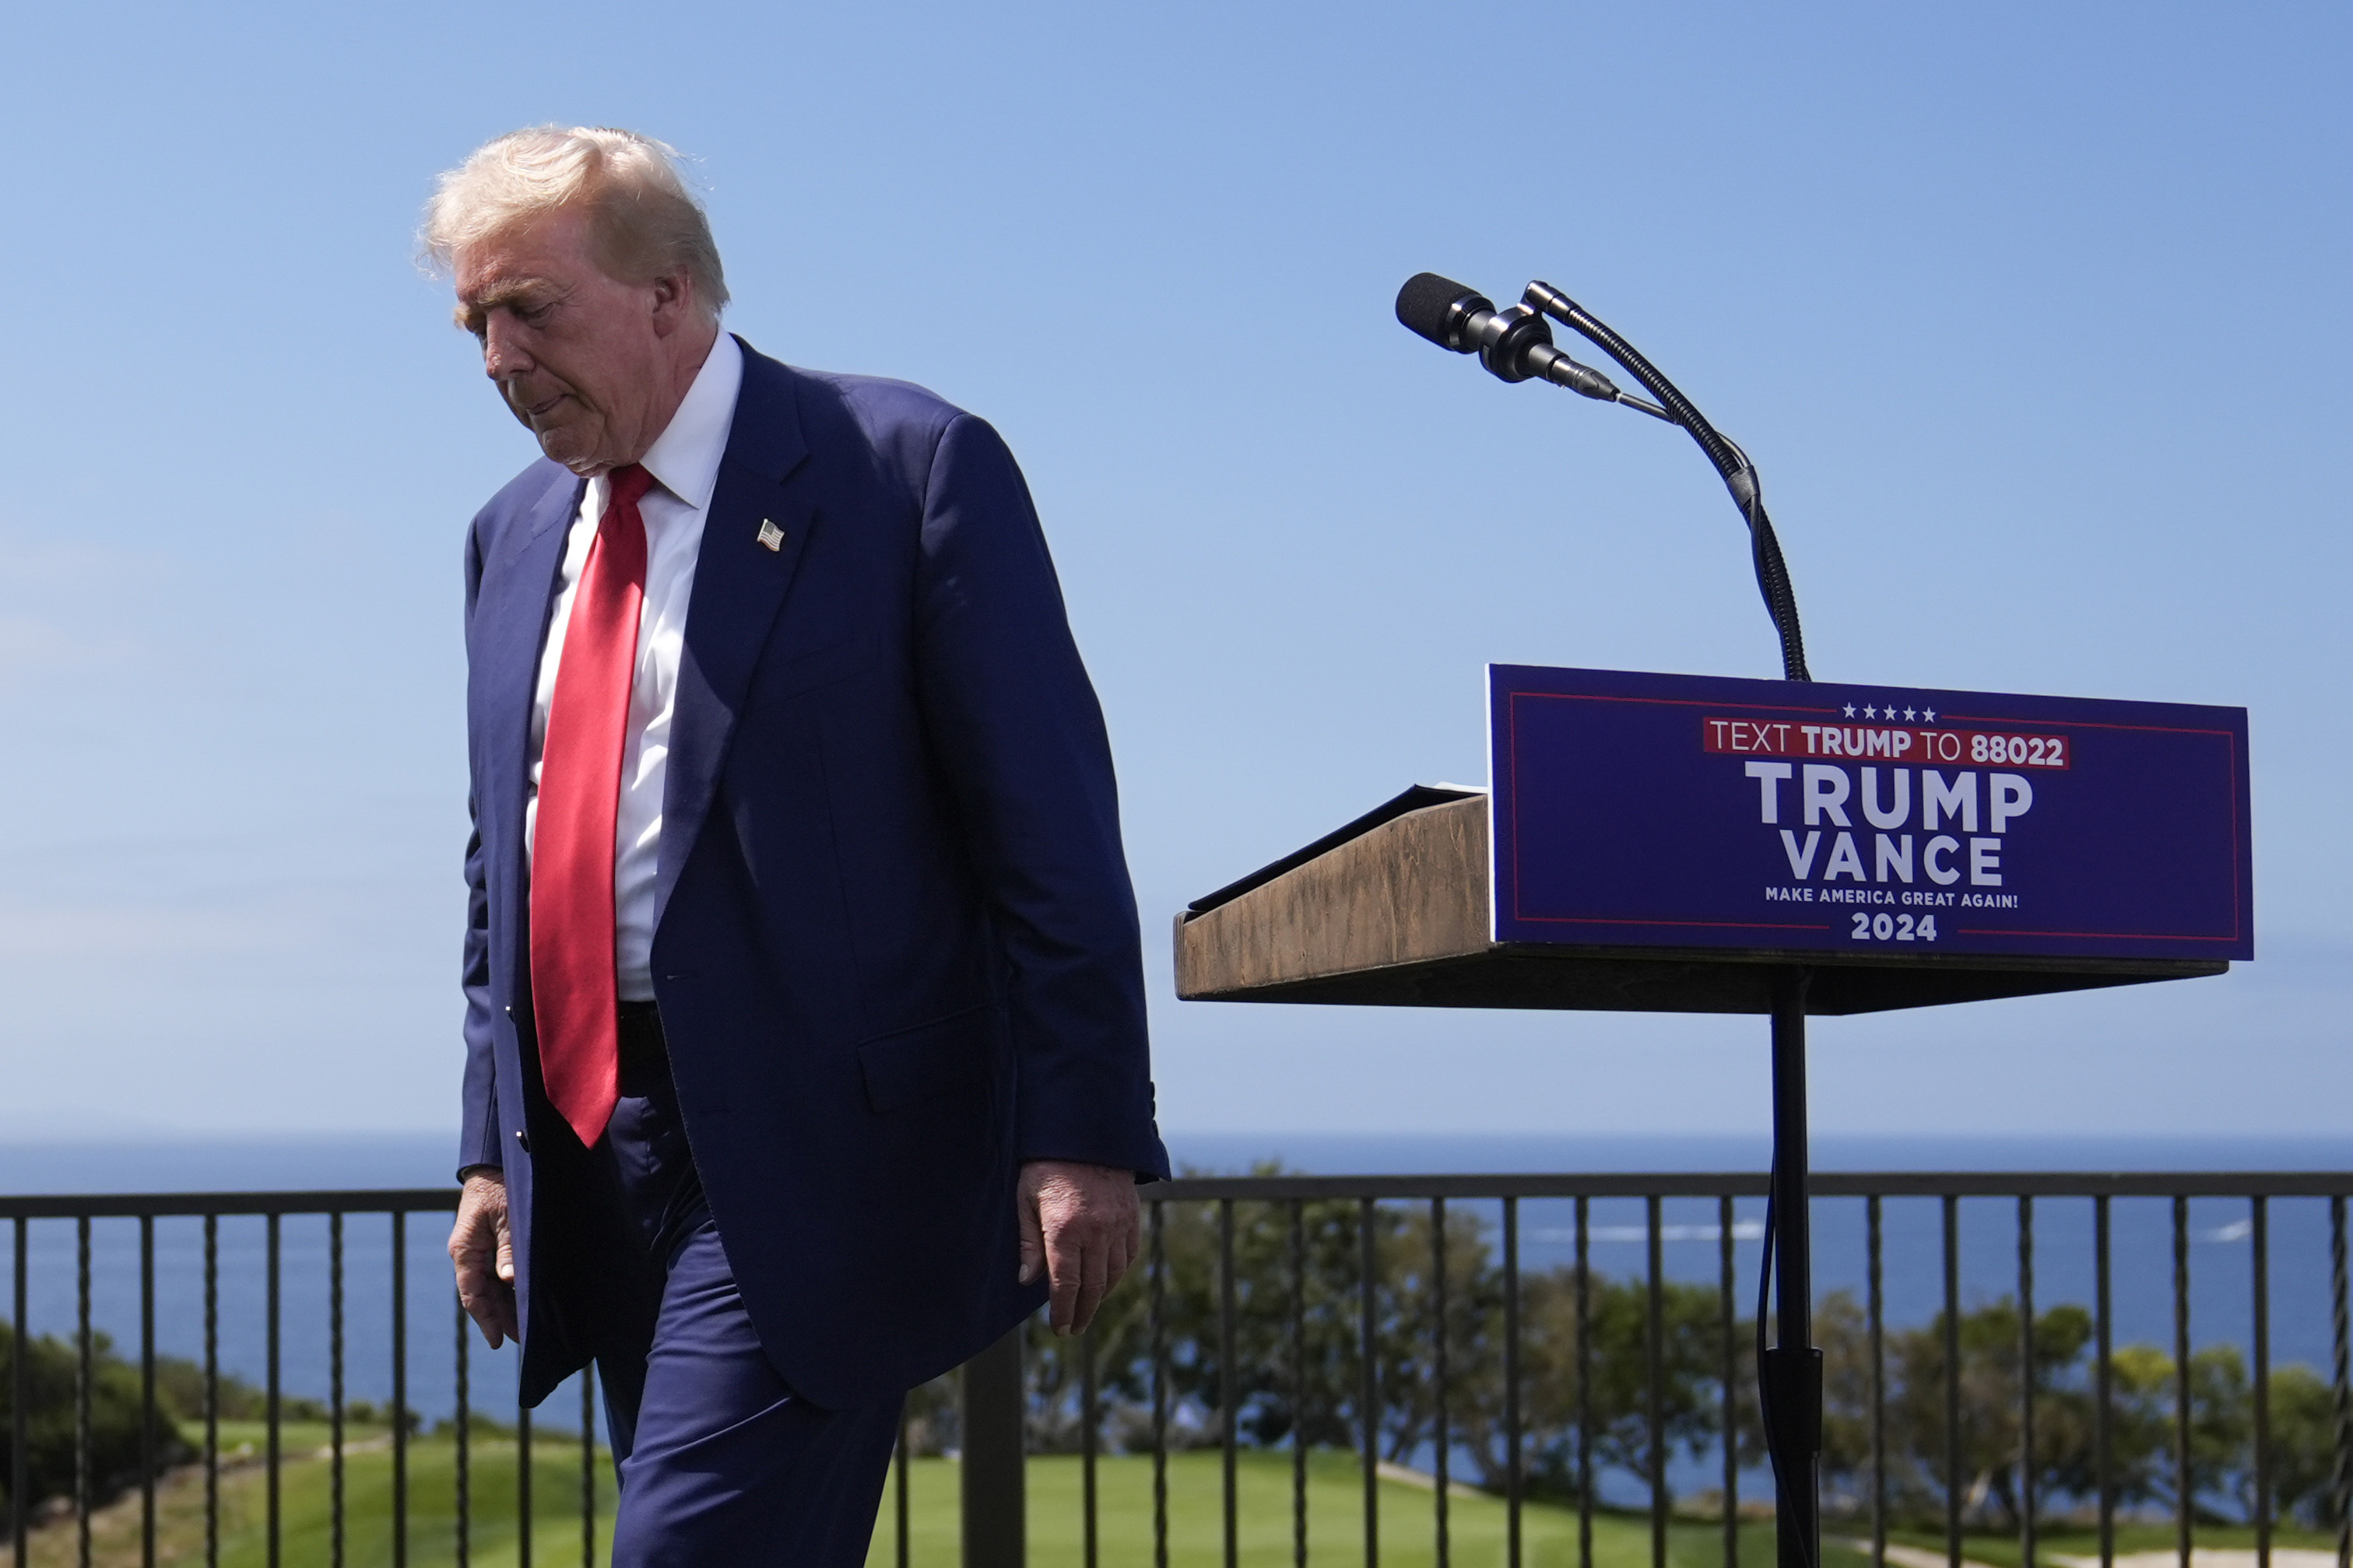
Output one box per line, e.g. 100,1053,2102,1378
424,126,1166,1566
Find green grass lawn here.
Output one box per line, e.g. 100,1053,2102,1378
30,1431,611,1568
206,1419,392,1457
883,1448,1870,1568
29,1434,1880,1568
1875,1524,2343,1568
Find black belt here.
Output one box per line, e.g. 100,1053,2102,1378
616,999,670,1093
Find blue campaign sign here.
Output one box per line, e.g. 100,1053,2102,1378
1489,665,2252,963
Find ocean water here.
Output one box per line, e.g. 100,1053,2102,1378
0,1130,2343,1453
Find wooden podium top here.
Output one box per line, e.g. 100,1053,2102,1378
1174,788,2225,1017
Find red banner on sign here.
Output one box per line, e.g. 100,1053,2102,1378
1702,717,2071,771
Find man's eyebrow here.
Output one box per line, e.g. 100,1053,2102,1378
452,278,554,333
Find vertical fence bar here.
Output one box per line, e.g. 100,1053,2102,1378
332,1213,346,1568
1291,1198,1308,1568
2175,1194,2193,1568
2019,1195,2036,1568
1434,1196,1450,1568
893,1407,908,1568
1082,1314,1098,1568
518,1401,534,1568
2097,1195,2115,1568
1505,1195,1522,1568
1151,1199,1167,1568
267,1211,281,1568
1943,1194,1960,1568
1577,1194,1592,1568
1723,1194,1740,1568
581,1370,597,1568
204,1214,218,1568
961,1327,1026,1568
140,1215,156,1568
2254,1195,2271,1568
393,1211,409,1568
2332,1194,2351,1568
76,1214,90,1568
456,1297,471,1568
1869,1194,1885,1568
1291,1200,1308,1568
9,1216,23,1568
1359,1196,1378,1568
134,1219,158,1567
1648,1194,1666,1568
1220,1198,1238,1568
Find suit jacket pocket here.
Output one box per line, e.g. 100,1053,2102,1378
857,1003,998,1114
760,633,879,705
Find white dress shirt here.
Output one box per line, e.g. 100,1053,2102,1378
525,331,745,1001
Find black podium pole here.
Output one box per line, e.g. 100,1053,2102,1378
1767,966,1821,1568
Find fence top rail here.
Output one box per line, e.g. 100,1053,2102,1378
0,1170,2348,1219
1139,1170,2353,1201
0,1188,462,1220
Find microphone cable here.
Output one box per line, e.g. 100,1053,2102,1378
1398,269,1821,1563
1523,284,1813,684
1752,1173,1821,1568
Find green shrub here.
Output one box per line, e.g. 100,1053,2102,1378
0,1323,188,1525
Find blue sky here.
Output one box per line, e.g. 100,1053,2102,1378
0,2,2344,1140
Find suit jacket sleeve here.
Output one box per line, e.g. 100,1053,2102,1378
912,414,1168,1180
457,518,502,1179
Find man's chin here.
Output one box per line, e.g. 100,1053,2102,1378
532,426,609,475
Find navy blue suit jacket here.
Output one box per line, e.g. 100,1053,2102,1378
458,339,1168,1409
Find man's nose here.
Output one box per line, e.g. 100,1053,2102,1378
481,317,532,381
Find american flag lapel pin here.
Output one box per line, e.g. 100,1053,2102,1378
757,518,785,552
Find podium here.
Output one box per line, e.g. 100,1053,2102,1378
1177,784,2225,1014
1177,662,2251,1567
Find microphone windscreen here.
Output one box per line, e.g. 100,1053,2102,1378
1396,272,1487,348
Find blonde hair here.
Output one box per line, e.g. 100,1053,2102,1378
421,126,729,317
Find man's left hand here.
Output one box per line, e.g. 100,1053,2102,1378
1017,1159,1141,1336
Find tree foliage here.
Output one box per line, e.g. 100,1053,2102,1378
0,1323,188,1526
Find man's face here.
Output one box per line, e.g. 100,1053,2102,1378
452,205,678,475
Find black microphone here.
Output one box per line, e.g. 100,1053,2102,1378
1395,272,1638,405
1395,272,1495,354
1401,272,1811,681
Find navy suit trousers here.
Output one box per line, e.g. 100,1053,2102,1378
587,1009,904,1566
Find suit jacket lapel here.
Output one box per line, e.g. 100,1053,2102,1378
479,471,582,833
654,345,816,928
476,469,582,994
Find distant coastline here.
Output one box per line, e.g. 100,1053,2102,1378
0,1128,2344,1197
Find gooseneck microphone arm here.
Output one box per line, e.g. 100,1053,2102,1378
1395,272,1813,682
1524,281,1810,682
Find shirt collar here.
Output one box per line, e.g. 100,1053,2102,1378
634,329,744,514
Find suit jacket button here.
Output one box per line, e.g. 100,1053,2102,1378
514,1129,532,1155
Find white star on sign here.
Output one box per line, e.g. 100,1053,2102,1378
1843,704,1856,717
1904,707,1918,721
1923,708,1937,722
1861,705,1874,718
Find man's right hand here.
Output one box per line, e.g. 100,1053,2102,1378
449,1169,519,1349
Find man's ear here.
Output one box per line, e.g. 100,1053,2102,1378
648,271,693,337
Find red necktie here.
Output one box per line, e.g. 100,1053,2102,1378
529,463,654,1148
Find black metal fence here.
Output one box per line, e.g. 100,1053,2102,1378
945,1172,2353,1568
4,1173,2351,1568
